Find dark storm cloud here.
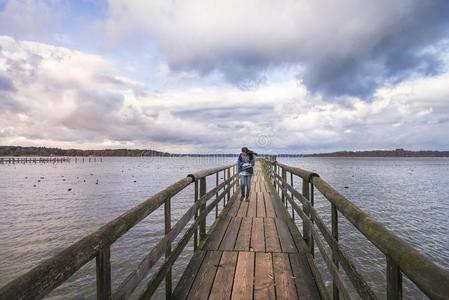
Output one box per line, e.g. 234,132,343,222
303,1,449,98
110,0,449,98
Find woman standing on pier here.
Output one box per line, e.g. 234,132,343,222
238,147,255,201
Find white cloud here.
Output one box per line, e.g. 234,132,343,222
1,36,449,153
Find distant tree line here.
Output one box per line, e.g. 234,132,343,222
304,148,449,157
0,146,171,157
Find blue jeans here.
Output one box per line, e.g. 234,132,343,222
240,175,252,197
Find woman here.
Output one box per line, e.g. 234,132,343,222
238,147,256,201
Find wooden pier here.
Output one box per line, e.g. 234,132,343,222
1,158,448,300
0,156,102,164
172,164,320,299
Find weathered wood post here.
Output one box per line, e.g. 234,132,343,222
96,247,111,300
310,183,315,257
194,180,199,250
331,203,339,300
215,172,219,218
199,177,207,241
223,170,227,208
387,256,402,300
281,168,286,206
226,168,231,203
165,197,172,299
302,178,311,248
291,173,295,221
232,165,236,194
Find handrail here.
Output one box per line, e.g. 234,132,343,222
262,157,449,300
0,163,239,300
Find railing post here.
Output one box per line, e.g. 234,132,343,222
302,178,310,248
194,180,199,250
199,177,207,241
215,172,219,218
291,173,295,221
96,246,111,300
165,198,172,299
331,203,339,300
387,256,402,300
226,168,231,203
223,170,227,208
281,168,286,205
231,166,235,194
310,183,315,257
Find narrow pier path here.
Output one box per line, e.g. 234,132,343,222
174,162,321,299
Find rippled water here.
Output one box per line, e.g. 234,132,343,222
280,157,449,299
0,157,448,299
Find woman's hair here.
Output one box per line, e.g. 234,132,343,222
241,147,257,156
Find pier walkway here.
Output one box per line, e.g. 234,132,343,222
173,163,320,299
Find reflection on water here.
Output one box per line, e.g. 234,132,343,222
0,157,448,298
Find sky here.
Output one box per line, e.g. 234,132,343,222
0,0,448,154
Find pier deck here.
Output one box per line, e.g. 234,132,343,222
174,163,320,299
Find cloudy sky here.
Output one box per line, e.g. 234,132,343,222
0,0,448,154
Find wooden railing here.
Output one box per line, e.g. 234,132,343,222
261,157,449,300
0,164,239,300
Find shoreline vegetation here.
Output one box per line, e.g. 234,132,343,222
303,148,449,157
1,146,449,158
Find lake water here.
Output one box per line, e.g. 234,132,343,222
0,157,448,299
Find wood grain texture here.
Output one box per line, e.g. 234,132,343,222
251,217,265,252
273,253,298,299
209,251,238,300
254,252,275,300
231,252,255,300
187,251,222,300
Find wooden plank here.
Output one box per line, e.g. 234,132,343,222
234,218,252,251
219,217,242,251
270,191,285,217
209,251,238,300
251,217,265,252
264,218,281,253
289,253,321,300
254,252,275,300
228,197,242,216
246,192,257,217
256,181,262,192
273,253,298,299
256,193,266,217
252,181,259,192
237,201,249,217
275,218,297,253
172,250,207,299
187,251,222,300
263,193,277,218
231,252,255,300
203,216,232,250
261,182,268,193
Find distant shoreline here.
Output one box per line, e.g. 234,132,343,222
1,146,449,158
302,148,449,158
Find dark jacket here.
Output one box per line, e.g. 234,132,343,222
238,152,255,175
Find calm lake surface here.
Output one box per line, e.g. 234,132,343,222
0,157,448,299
